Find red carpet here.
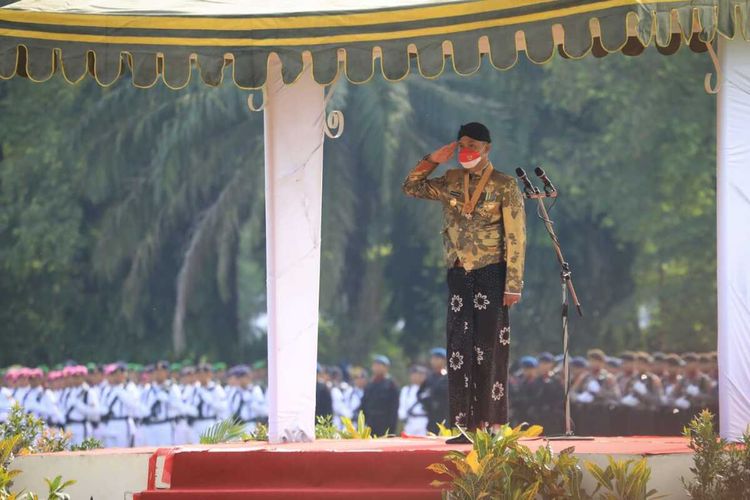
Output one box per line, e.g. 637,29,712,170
133,436,691,499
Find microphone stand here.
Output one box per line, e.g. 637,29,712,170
520,178,590,440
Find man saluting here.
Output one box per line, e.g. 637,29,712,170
402,122,526,444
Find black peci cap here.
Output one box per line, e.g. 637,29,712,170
457,122,491,143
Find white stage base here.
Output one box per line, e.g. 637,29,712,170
10,446,693,498
263,54,325,443
11,449,151,499
718,37,750,441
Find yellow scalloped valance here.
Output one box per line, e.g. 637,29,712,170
0,0,745,88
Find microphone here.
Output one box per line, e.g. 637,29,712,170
515,168,539,198
534,167,556,194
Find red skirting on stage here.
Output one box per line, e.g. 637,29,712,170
134,436,692,499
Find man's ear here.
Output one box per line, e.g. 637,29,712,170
485,143,492,154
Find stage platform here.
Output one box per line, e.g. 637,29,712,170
11,436,694,499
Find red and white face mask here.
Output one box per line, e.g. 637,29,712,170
457,147,484,169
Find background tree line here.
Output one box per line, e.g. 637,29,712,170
0,47,716,369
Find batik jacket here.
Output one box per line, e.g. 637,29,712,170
402,159,526,295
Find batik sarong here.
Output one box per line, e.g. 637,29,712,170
446,262,511,429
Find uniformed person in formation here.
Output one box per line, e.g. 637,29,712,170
680,353,715,410
190,363,229,440
226,364,266,432
174,366,199,444
398,365,428,436
569,349,620,435
418,347,449,434
357,355,399,437
100,362,142,448
535,352,563,435
571,349,620,406
63,365,102,445
315,364,333,419
403,122,526,444
345,367,368,422
0,379,12,424
614,351,663,435
617,352,662,410
327,366,350,430
509,356,543,426
141,360,188,446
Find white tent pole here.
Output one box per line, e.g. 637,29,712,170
717,36,750,441
263,53,325,443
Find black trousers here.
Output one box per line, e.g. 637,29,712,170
446,262,510,429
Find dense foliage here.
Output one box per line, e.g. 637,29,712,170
428,425,661,499
682,410,750,499
0,407,80,499
0,47,716,367
0,405,101,454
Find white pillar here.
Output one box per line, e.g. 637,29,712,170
263,54,325,443
717,37,750,441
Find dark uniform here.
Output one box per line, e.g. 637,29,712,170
658,354,689,435
681,353,715,417
418,369,449,434
509,356,543,427
571,350,621,435
614,352,662,435
536,365,564,435
358,376,399,437
315,381,333,419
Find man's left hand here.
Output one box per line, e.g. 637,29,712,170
503,293,521,307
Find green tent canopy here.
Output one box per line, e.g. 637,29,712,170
0,0,745,88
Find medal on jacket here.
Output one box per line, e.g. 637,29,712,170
462,164,493,219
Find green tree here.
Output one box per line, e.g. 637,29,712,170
0,45,717,368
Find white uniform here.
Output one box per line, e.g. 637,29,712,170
27,387,65,427
173,383,198,444
89,381,106,408
190,382,229,440
227,384,265,433
43,388,65,428
11,386,30,407
0,388,14,423
398,384,428,436
92,382,110,443
141,382,187,446
101,383,143,448
331,383,351,429
248,385,267,430
20,386,44,419
227,386,245,420
345,387,364,421
64,384,101,445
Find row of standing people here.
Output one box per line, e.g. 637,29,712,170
0,361,268,447
3,348,719,445
316,349,450,437
317,348,719,438
509,349,719,435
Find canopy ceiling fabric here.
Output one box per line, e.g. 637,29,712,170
0,0,746,88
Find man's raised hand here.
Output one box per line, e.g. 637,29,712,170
428,142,457,164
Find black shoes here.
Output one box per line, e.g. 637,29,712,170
445,434,472,445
